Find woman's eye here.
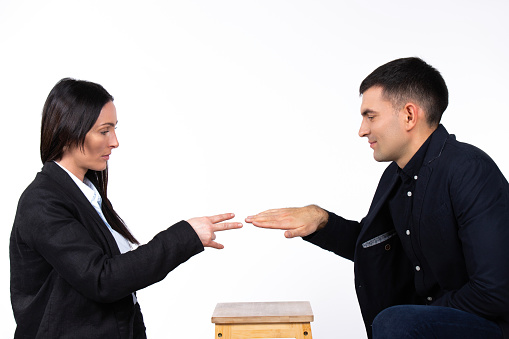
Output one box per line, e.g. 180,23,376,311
100,130,109,135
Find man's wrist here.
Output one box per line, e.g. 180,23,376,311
309,204,328,232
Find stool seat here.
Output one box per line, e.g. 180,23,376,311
211,301,314,338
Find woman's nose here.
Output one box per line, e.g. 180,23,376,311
110,131,119,148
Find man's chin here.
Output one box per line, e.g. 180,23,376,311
373,153,390,163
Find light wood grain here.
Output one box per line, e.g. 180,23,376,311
211,301,314,324
214,322,312,339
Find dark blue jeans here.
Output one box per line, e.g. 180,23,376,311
372,305,503,339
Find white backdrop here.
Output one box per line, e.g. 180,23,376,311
1,1,508,338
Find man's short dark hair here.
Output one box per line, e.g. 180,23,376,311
359,57,448,127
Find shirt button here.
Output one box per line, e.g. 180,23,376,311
406,230,410,236
414,175,418,180
407,191,412,197
415,266,421,271
427,297,433,301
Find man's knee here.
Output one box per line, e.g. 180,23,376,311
372,305,425,338
372,305,503,339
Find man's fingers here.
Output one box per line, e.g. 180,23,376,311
247,214,279,222
284,225,308,238
257,209,286,216
207,213,235,224
250,213,297,229
245,209,276,219
212,222,243,232
246,208,294,223
250,220,288,229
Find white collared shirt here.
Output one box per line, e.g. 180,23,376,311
54,161,132,253
54,161,136,303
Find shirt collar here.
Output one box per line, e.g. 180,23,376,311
399,133,433,179
53,161,101,206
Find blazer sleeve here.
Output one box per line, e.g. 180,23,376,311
302,164,397,262
433,154,509,318
303,211,361,261
14,184,204,303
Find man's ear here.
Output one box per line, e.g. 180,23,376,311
403,102,419,131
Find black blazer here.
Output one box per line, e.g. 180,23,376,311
10,161,204,338
305,125,509,338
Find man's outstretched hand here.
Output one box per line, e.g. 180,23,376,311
245,205,328,238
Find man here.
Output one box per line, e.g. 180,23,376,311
246,57,509,338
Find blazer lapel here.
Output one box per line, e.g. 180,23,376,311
42,162,121,256
356,167,400,246
413,125,450,227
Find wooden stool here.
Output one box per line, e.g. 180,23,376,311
211,301,314,339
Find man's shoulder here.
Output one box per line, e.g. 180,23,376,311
425,125,491,165
428,134,505,186
442,135,494,164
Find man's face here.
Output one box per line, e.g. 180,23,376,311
359,86,410,167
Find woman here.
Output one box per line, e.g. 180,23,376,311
10,78,242,338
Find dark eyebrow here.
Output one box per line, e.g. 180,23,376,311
99,121,118,127
361,109,376,116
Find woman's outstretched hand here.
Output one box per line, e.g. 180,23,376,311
187,213,242,249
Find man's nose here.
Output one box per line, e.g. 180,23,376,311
358,119,369,138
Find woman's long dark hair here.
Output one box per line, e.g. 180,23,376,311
40,78,139,245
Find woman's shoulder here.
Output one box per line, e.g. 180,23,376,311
14,165,83,243
20,166,64,200
16,163,80,220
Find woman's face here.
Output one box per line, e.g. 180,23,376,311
59,101,119,181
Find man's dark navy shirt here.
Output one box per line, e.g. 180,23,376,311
388,135,441,302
